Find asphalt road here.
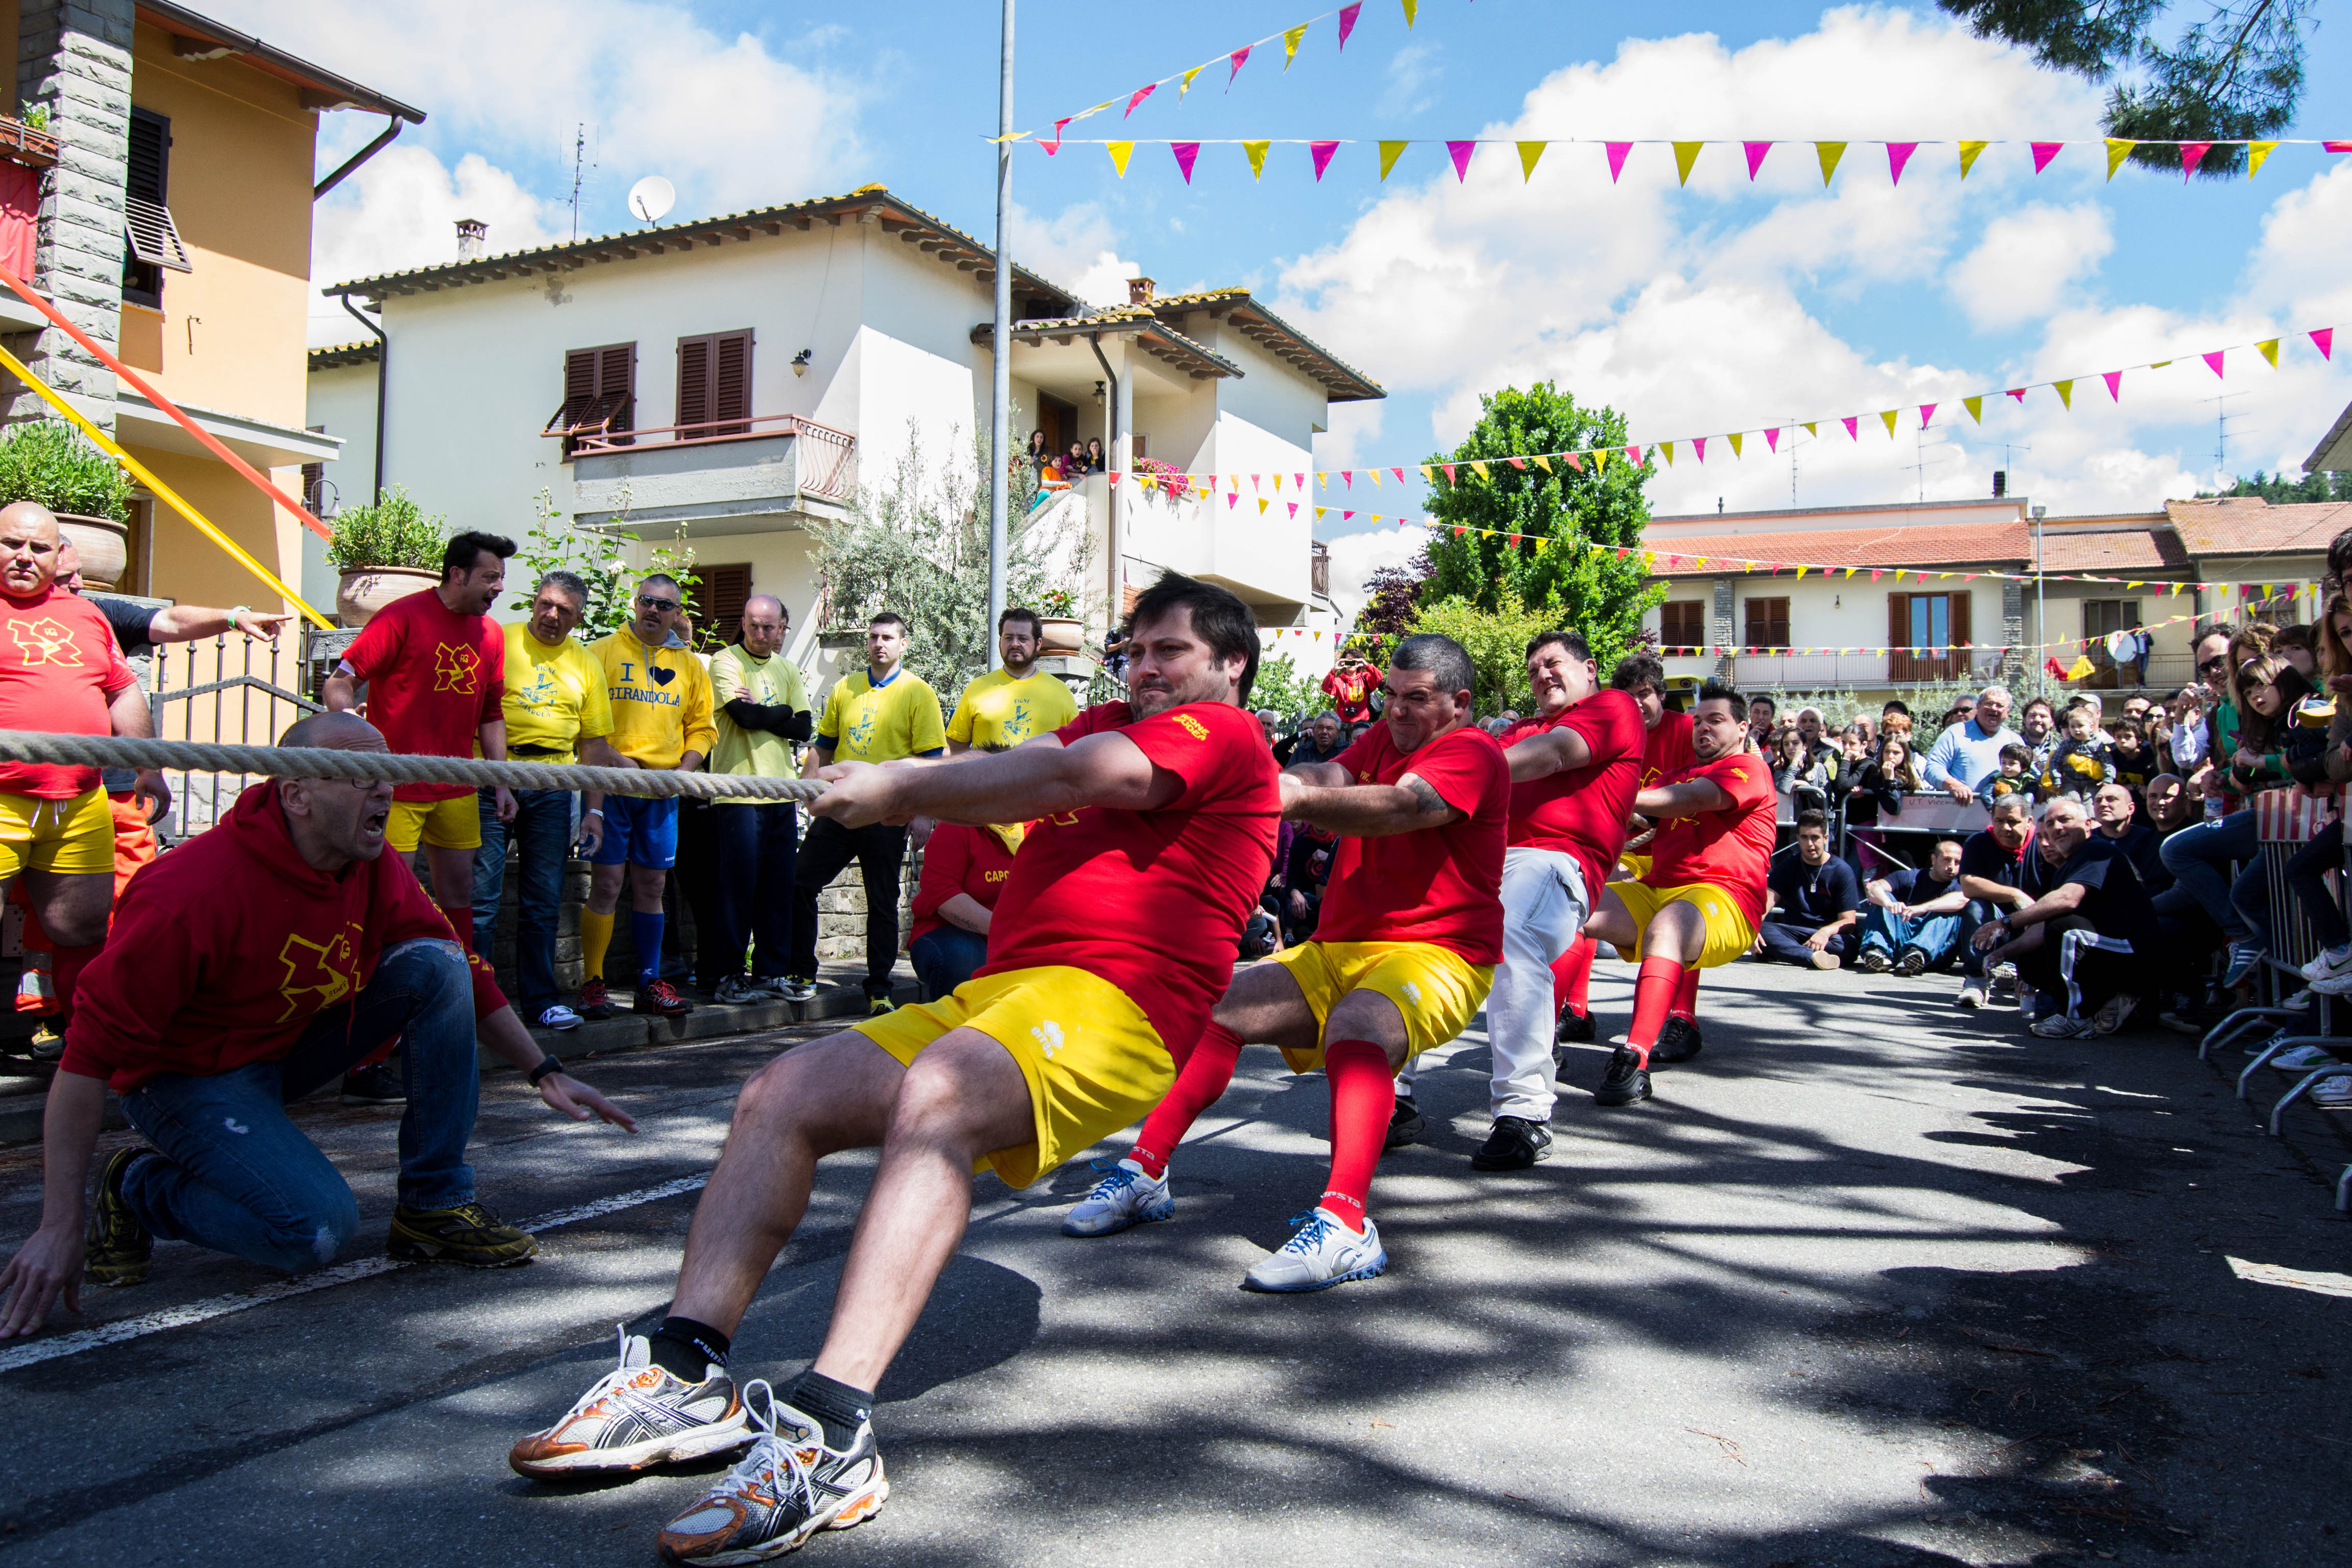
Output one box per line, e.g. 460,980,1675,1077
2,959,2349,1567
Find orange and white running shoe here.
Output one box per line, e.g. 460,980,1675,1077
509,1328,750,1479
655,1382,889,1565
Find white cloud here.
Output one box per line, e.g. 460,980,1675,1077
1945,204,2114,329
1007,201,1144,308
1378,42,1442,119
309,147,565,343
1322,525,1427,621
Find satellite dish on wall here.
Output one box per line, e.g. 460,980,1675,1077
628,176,675,225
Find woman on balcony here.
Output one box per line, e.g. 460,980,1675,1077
1084,436,1108,474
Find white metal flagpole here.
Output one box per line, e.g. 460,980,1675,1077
987,0,1014,670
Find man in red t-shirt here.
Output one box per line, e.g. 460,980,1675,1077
1464,629,1647,1170
1320,654,1376,724
1551,651,1698,1049
509,573,1280,1561
1064,631,1506,1291
1581,682,1776,1108
906,819,1028,1001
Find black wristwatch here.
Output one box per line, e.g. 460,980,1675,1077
527,1056,565,1087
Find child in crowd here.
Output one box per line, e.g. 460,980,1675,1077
2039,697,2114,796
1978,743,2036,806
2108,718,2153,794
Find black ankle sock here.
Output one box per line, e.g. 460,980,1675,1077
789,1370,874,1450
648,1315,731,1380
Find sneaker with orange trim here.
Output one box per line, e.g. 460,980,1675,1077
654,1381,888,1565
578,978,615,1021
508,1329,750,1479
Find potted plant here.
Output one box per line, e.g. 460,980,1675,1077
0,419,133,589
326,485,448,626
1035,587,1083,654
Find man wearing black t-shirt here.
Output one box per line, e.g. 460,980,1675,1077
2090,780,2170,893
1855,837,1969,975
1969,793,2157,1038
1757,811,1860,968
1952,795,2036,1009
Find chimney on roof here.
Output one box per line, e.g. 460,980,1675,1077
1128,276,1156,306
1993,469,2006,497
455,218,487,260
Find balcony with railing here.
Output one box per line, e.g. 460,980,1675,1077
560,412,857,533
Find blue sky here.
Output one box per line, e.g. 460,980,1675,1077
217,0,2352,605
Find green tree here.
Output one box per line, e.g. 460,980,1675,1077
1250,651,1322,720
1939,1,2314,176
1407,585,1559,717
2198,468,2349,504
1345,553,1431,666
1420,382,1661,677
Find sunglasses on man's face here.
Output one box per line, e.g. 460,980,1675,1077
2198,655,2227,674
637,597,680,614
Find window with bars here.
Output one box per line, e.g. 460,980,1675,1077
1743,596,1791,650
545,343,636,455
677,329,753,440
1660,600,1706,650
122,107,190,308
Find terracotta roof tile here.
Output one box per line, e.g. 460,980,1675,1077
1648,521,2030,575
2032,528,2186,573
2165,497,2352,556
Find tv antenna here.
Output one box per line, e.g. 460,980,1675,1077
628,175,676,227
2200,392,2247,492
1902,427,1955,503
567,122,599,240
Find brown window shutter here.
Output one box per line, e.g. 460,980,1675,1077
560,348,597,429
1752,597,1789,649
688,563,754,645
600,344,635,443
1662,600,1703,649
1744,598,1763,650
677,334,711,436
713,329,752,437
1889,593,1911,682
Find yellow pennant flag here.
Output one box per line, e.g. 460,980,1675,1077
2067,652,2096,680
2248,140,2279,177
1402,0,1417,26
1673,141,1704,185
1271,473,1283,492
1379,140,1409,180
1106,141,1134,177
2258,338,2280,368
1802,422,1818,436
1660,441,1674,466
1532,454,1552,472
1317,472,1330,487
1518,141,1547,181
1795,566,1807,579
1282,24,1306,67
1243,140,1270,179
1315,506,1327,520
1592,447,1608,472
1727,432,1743,458
1958,139,1989,179
2104,138,2137,179
1964,395,1983,423
1369,467,1383,487
1815,141,1845,186
1845,567,1857,579
1257,497,1269,514
1180,66,1205,96
2054,378,2074,408
1471,460,1489,479
1879,409,1898,437
1418,465,1434,482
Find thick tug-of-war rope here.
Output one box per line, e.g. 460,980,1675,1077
0,731,830,803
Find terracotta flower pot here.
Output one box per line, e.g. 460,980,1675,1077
1037,616,1084,655
336,566,438,627
56,512,128,591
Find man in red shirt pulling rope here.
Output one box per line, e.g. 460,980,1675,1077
1061,631,1507,1290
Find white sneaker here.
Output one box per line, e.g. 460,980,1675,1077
1955,976,1988,1010
2031,1013,2098,1039
1061,1158,1173,1237
534,1003,582,1032
508,1328,750,1477
2272,1044,2343,1072
2311,968,2352,997
2092,992,2138,1035
1242,1208,1388,1293
2301,945,2352,984
2310,1074,2352,1109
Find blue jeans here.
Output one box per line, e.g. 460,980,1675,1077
1858,905,1964,968
1757,916,1857,965
709,801,797,981
910,925,989,1001
472,787,575,1017
116,940,480,1275
2159,810,2261,944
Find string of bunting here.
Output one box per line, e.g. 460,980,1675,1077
1115,321,2338,504
1003,0,1443,150
1062,132,2352,183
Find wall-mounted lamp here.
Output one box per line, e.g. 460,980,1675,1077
791,349,812,378
1834,595,1842,608
1092,379,1106,404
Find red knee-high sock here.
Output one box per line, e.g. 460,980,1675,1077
1129,1021,1245,1178
1626,957,1688,1064
439,904,475,957
1551,936,1596,1018
1671,964,1702,1021
52,940,105,1025
1319,1040,1394,1232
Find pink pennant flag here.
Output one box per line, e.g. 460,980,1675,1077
1507,456,1527,469
2203,350,2225,378
1919,402,1936,428
1287,502,1298,518
1842,415,1859,439
1691,437,1706,462
1886,141,1918,184
1764,427,1780,453
1310,140,1339,181
1337,3,1362,49
2315,328,2336,360
1564,451,1584,471
1341,510,1355,521
1743,141,1772,180
1870,569,1883,582
1172,143,1200,183
1225,492,1236,509
1125,84,1156,118
1390,468,1406,484
2180,141,2213,178
1228,46,1250,84
2329,141,2352,153
1442,463,1456,483
1626,445,1641,467
1042,118,1072,155
2030,141,2064,173
1294,473,1307,489
2006,387,2027,402
1605,142,1633,183
1343,471,1354,488
2102,370,2123,401
1447,141,1477,182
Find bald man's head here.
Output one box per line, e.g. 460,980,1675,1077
740,594,787,657
275,712,394,868
279,710,388,755
0,501,61,599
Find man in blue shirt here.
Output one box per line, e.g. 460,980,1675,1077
1758,812,1861,969
1921,685,2022,802
1855,838,1969,976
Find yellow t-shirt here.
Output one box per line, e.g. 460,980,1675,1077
709,643,810,795
816,667,945,764
589,627,716,769
947,667,1078,752
497,623,612,765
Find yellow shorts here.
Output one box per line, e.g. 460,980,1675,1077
853,965,1173,1189
1268,939,1495,1075
1615,851,1652,883
0,789,114,880
386,794,481,853
1606,880,1758,970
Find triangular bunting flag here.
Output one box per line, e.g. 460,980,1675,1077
2203,350,2224,377
1470,461,1489,479
2104,138,2137,179
1228,46,1251,84
1447,141,1476,182
1179,66,1205,96
2007,387,2027,402
1271,473,1282,492
1688,439,1703,463
1390,468,1405,484
1606,142,1633,182
1743,141,1771,180
1532,455,1551,472
2031,141,2064,173
2180,141,2213,178
1311,140,1339,180
1919,402,1937,428
1507,456,1527,469
1727,432,1743,458
1106,141,1134,177
1673,141,1703,185
1964,395,1983,423
1369,468,1383,487
1172,143,1200,183
1256,497,1269,513
1401,0,1416,25
1518,141,1547,181
1282,25,1306,67
1565,451,1584,471
1842,416,1859,439
1243,140,1270,179
1879,409,1898,436
2247,139,2279,177
1763,427,1780,453
2313,328,2335,360
1315,506,1327,520
1379,141,1409,180
2103,370,2122,401
1417,465,1433,481
1958,139,1989,178
1338,3,1362,49
1886,141,1918,184
1592,448,1609,471
1041,118,1072,155
1125,84,1156,118
1816,141,1845,185
2053,379,2073,408
2258,338,2280,368
1660,442,1674,466
1287,502,1298,518
1440,464,1454,483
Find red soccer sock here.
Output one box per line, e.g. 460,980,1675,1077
1625,957,1688,1065
1551,936,1596,1019
1671,964,1702,1021
1129,1021,1245,1178
439,904,475,957
51,940,105,1026
1319,1040,1394,1232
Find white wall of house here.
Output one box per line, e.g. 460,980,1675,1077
301,356,378,610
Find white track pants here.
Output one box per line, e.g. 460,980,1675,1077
1482,846,1593,1122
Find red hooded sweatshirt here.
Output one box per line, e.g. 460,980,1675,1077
60,782,506,1092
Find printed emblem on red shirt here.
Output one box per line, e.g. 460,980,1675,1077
9,617,84,666
432,642,480,694
1173,713,1209,741
276,927,360,1021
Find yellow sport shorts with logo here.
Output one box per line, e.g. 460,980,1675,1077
0,788,113,879
385,794,482,853
1268,939,1494,1075
1607,880,1757,970
853,965,1173,1189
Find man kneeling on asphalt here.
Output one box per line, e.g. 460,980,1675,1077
0,713,635,1337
